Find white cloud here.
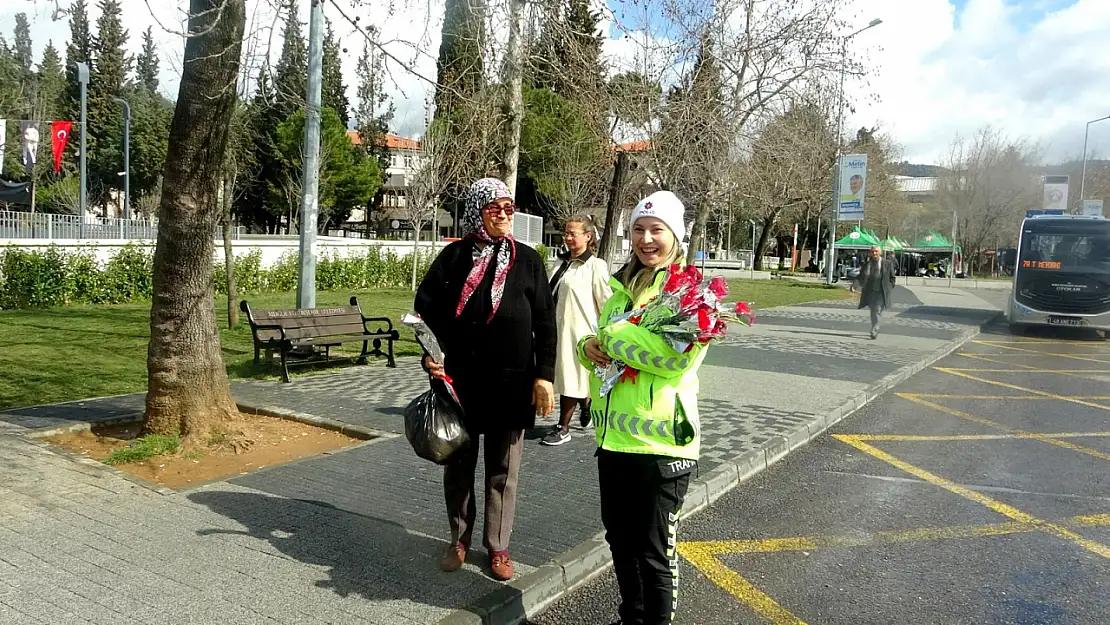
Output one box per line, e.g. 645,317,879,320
4,0,1109,164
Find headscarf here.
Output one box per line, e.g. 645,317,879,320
456,178,517,321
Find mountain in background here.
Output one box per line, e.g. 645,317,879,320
896,162,949,177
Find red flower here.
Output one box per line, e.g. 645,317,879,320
735,301,752,316
697,307,712,332
620,367,640,384
709,276,729,299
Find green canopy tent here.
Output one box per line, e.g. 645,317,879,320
912,232,952,249
835,227,882,248
883,237,903,252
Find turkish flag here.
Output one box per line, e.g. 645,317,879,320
51,121,72,174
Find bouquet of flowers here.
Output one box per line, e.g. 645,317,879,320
595,264,754,396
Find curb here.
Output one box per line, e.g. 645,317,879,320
438,314,1000,625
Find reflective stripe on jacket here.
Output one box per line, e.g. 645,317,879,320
577,267,706,460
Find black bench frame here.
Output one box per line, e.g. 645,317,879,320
240,296,399,382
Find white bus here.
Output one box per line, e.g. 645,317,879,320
1008,213,1110,334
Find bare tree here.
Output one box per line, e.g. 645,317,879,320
406,119,468,289
143,0,247,446
937,126,1041,275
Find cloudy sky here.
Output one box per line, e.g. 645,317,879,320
3,0,1109,165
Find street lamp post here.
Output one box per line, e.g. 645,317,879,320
112,97,131,219
76,62,89,239
826,17,883,284
1080,114,1110,203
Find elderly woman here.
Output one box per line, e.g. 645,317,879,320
541,214,612,446
414,178,556,582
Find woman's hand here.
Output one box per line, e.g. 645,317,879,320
533,379,555,417
423,355,447,381
583,337,611,368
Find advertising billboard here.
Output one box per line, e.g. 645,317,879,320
837,154,868,221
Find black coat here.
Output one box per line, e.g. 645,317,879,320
414,239,557,434
857,258,896,309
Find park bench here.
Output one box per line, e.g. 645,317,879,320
240,296,399,383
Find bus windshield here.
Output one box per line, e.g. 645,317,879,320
1019,221,1110,274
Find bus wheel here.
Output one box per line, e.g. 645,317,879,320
1009,323,1025,336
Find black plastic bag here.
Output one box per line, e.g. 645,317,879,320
404,377,470,465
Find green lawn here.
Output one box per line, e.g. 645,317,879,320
0,280,852,410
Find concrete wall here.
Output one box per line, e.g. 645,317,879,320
0,236,451,268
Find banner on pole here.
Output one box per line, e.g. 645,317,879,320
20,121,39,170
837,154,868,221
1042,175,1069,211
51,121,72,174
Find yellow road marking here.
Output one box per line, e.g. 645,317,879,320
946,368,1110,374
896,393,1110,462
678,543,805,625
833,435,1110,559
679,512,1110,555
970,340,1110,364
853,432,1110,442
977,339,1107,346
955,352,1110,383
934,368,1110,411
910,394,1110,400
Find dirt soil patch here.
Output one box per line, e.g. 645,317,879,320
43,414,365,490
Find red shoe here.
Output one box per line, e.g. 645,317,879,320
441,541,466,572
490,550,513,581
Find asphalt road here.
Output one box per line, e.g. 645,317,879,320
527,318,1110,625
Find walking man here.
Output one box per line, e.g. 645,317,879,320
856,245,895,339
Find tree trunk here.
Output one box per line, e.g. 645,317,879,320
222,167,239,328
686,198,710,265
598,151,630,264
498,0,525,193
143,0,246,445
753,212,779,271
411,221,422,291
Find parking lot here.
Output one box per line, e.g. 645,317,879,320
532,321,1110,624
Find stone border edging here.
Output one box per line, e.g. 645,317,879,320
437,314,1000,625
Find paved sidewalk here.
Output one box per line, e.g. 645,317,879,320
0,286,1002,625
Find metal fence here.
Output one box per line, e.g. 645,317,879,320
0,211,236,240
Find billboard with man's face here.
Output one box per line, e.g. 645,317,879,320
838,153,868,220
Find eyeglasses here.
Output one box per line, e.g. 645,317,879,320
483,203,516,216
563,230,586,238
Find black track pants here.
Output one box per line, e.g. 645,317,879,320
598,450,691,625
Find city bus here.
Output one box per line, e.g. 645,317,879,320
1007,213,1110,334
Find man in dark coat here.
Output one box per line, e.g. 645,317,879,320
856,245,896,339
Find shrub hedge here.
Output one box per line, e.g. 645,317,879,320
0,243,436,310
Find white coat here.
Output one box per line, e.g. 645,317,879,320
551,252,612,398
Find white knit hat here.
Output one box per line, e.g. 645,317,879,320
629,191,687,245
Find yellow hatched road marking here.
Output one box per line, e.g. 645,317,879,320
977,339,1110,346
953,352,1110,383
853,432,1110,442
934,368,1110,411
833,435,1110,559
678,543,806,625
945,367,1110,374
969,340,1110,364
896,393,1110,462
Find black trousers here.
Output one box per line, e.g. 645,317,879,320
598,450,691,625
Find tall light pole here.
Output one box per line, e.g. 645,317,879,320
112,97,131,219
826,17,883,284
1080,113,1110,202
297,0,325,309
76,61,89,239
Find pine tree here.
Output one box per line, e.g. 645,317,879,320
355,33,393,160
135,26,159,93
321,21,349,127
64,0,94,120
13,13,33,77
36,42,66,124
88,0,132,207
434,0,485,117
272,0,306,121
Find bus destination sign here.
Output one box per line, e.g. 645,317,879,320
1021,259,1062,270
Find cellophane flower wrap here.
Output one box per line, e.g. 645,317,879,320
595,264,754,396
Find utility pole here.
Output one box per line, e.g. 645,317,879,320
113,97,131,219
77,62,89,239
297,0,324,310
1080,114,1110,203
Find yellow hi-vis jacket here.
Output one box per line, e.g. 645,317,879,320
576,268,706,460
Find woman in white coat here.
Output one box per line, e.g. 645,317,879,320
541,215,612,446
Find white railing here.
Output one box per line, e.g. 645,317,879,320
0,210,237,240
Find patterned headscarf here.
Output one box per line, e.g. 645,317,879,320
456,178,517,321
